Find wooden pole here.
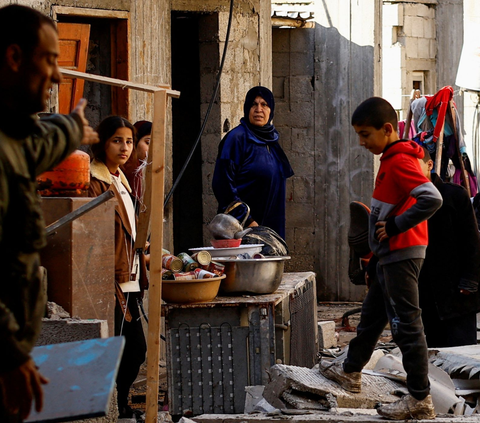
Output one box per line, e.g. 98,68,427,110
434,121,445,176
58,69,180,423
145,89,168,423
448,100,471,197
403,89,421,139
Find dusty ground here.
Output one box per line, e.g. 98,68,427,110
128,302,393,419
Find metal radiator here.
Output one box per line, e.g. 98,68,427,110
164,273,317,416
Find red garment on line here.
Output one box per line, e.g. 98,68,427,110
424,86,454,143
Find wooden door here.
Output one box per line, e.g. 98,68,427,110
58,23,91,114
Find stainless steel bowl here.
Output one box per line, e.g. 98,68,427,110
216,256,290,294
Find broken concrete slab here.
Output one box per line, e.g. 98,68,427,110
36,318,109,346
318,321,336,349
263,364,401,410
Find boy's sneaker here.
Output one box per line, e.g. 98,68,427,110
377,394,435,420
319,361,362,393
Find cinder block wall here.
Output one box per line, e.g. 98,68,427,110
272,0,380,301
273,28,316,272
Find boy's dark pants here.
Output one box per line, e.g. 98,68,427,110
343,258,430,400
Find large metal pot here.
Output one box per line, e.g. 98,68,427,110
216,256,290,295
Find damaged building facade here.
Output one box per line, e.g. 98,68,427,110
2,0,474,303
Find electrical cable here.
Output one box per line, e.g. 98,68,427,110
164,0,234,207
137,297,166,341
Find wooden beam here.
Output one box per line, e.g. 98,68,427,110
145,90,167,423
60,68,180,97
52,6,130,20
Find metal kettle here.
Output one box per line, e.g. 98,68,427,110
207,201,252,240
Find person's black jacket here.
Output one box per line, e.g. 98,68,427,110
419,173,480,320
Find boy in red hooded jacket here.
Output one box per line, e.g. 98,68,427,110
320,97,442,420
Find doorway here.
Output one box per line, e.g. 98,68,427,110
56,14,129,128
171,11,219,253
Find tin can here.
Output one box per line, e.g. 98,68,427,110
208,260,225,276
162,254,183,273
161,268,176,280
191,251,211,266
194,268,216,279
174,271,196,280
177,252,199,272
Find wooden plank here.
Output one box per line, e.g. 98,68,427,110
435,120,446,175
60,68,180,97
53,6,130,19
145,89,168,423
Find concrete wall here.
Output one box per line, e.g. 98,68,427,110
382,1,437,117
271,0,381,301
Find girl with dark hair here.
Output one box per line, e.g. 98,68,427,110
212,86,294,239
88,116,148,419
121,120,152,202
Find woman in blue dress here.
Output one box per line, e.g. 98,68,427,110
212,86,293,239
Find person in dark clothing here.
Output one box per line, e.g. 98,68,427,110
212,86,293,239
320,97,442,421
474,193,480,232
417,148,480,347
0,5,98,422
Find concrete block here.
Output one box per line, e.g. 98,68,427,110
288,152,314,178
292,176,314,204
274,102,314,128
293,227,315,254
202,133,222,164
424,18,435,39
290,52,314,76
277,126,292,150
286,201,314,227
272,28,290,53
290,28,314,53
410,16,424,38
36,318,108,346
417,37,431,59
404,3,428,17
272,51,291,76
405,37,419,59
272,76,287,101
200,103,221,134
290,76,314,103
284,254,314,273
402,13,413,35
318,320,337,349
199,42,219,72
291,127,314,154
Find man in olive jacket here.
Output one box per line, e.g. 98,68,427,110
0,5,98,421
418,148,480,347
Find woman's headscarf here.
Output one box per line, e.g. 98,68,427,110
241,86,293,179
242,86,277,143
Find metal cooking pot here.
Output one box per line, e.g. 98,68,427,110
216,256,290,294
